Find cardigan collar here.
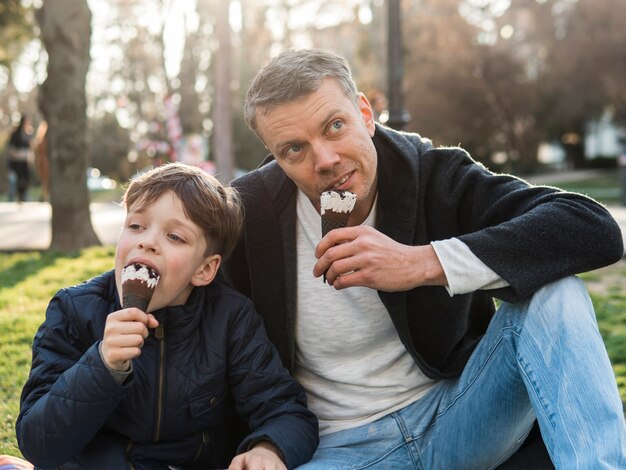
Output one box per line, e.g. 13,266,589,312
245,124,425,369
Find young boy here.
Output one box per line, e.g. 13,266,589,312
16,163,318,470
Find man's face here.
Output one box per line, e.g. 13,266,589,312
255,78,378,225
115,191,213,311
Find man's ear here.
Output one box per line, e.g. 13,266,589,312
357,92,376,136
191,254,221,287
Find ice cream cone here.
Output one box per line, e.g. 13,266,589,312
320,190,357,236
320,190,357,283
121,263,160,311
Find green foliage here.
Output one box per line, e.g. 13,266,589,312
89,113,132,181
0,0,34,67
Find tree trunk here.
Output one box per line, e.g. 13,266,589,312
212,0,235,183
36,0,100,251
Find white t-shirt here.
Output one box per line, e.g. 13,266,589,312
295,191,434,435
294,189,509,435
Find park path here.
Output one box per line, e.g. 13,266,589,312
0,201,124,251
0,200,625,253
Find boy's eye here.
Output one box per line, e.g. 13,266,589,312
168,233,184,243
128,223,142,230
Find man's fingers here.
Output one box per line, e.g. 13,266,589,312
314,240,360,279
315,226,357,258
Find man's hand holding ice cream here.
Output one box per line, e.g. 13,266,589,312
314,225,445,291
315,191,447,291
101,263,160,371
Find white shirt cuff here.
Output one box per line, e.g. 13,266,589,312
431,238,509,296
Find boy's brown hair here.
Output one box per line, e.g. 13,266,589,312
123,163,243,259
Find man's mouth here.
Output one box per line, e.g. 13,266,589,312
326,172,352,192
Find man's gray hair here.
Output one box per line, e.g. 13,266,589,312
244,48,359,136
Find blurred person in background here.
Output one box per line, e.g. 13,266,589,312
7,114,34,203
34,121,49,202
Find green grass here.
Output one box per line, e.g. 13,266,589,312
540,171,622,204
0,247,115,456
580,264,626,404
0,249,624,458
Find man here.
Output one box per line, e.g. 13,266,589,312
226,48,626,469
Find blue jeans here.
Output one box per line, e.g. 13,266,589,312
297,277,626,469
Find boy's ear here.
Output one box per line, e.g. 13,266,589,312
191,254,221,287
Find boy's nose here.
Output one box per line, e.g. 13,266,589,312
138,232,158,252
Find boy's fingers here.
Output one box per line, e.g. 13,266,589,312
146,314,159,329
105,330,146,348
109,307,153,325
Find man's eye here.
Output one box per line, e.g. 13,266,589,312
283,144,304,163
128,223,142,230
286,144,302,156
329,120,343,133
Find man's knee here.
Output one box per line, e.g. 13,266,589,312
523,275,598,334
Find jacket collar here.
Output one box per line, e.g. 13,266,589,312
240,160,298,367
371,125,422,334
372,124,420,247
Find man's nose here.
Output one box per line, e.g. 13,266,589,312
313,142,340,173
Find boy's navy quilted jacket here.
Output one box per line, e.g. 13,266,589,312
16,270,318,469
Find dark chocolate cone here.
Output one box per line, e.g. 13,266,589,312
122,292,151,311
319,190,356,283
121,263,160,312
321,211,351,237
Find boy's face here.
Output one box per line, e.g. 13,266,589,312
115,191,220,311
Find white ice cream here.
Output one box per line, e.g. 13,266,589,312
320,191,357,215
121,264,160,289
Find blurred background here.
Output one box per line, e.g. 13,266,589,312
0,0,625,249
2,3,625,453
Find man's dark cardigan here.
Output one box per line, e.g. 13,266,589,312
225,124,624,467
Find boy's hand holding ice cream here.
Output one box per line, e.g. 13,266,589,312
101,263,160,371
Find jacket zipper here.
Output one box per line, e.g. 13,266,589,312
154,324,165,442
126,438,134,469
191,430,210,464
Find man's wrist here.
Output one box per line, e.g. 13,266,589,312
409,244,448,287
